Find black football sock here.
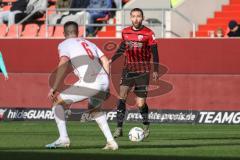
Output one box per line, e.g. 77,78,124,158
116,99,126,128
139,103,150,126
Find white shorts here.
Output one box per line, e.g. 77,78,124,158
59,74,109,109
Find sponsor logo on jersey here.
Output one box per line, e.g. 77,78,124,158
138,35,144,41
126,41,143,49
152,34,156,40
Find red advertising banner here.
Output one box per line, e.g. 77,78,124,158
0,39,240,111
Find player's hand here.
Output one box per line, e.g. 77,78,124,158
48,88,58,103
153,72,159,81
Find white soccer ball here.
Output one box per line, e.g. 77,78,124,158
128,127,145,142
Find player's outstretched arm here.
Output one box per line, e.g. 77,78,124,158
100,55,110,75
48,57,69,103
110,41,126,63
151,44,159,81
48,56,70,103
52,56,70,92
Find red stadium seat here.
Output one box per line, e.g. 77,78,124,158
78,26,84,37
20,24,39,37
196,0,240,37
50,26,84,38
38,25,54,38
2,0,16,2
0,25,7,37
5,24,21,37
3,5,11,11
2,0,16,6
19,13,46,37
53,26,64,37
96,17,116,37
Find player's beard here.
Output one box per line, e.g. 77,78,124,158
132,21,143,30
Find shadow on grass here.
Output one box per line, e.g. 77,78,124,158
0,151,239,160
1,141,240,151
163,137,240,141
0,142,240,160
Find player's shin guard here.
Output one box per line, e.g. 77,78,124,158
139,103,150,125
116,99,126,127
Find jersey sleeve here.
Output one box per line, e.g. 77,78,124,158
148,31,157,46
110,30,126,63
58,42,70,59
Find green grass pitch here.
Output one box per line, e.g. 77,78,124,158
0,121,240,160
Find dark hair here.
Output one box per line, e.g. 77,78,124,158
130,8,144,17
228,20,238,30
64,21,79,36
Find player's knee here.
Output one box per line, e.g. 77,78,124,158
53,101,64,107
136,99,145,108
119,93,128,100
137,102,145,108
119,87,129,99
53,96,69,108
52,97,68,108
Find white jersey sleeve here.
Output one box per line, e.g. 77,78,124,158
58,42,70,58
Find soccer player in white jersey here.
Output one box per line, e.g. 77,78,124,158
45,21,118,150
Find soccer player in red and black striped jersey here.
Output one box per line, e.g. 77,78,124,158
111,8,159,138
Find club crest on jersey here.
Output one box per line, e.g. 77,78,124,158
138,35,143,41
152,34,156,40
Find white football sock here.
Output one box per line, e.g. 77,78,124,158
94,112,114,143
52,105,69,140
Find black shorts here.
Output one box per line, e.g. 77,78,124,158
120,69,150,98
